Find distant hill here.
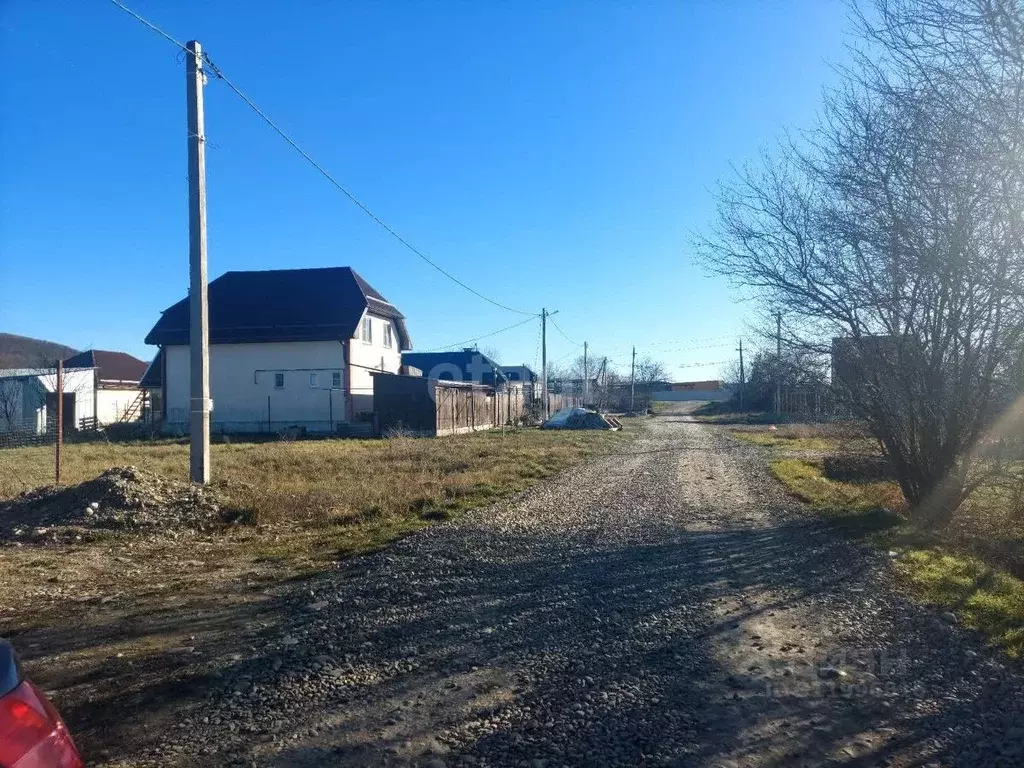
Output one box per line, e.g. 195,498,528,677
0,333,79,369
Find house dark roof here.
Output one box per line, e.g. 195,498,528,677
139,350,163,389
402,350,508,387
144,267,410,349
499,365,537,383
63,349,148,385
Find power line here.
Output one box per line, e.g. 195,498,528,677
547,316,579,346
677,359,731,368
107,0,189,53
641,334,737,347
106,0,538,318
424,316,538,353
550,344,584,365
200,56,538,317
633,342,733,354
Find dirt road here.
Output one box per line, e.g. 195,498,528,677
146,405,1024,767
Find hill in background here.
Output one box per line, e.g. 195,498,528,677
0,333,78,369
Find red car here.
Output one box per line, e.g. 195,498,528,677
0,639,83,768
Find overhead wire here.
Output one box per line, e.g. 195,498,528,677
106,0,538,318
108,0,189,52
423,316,538,353
550,344,584,365
200,56,538,317
547,316,579,346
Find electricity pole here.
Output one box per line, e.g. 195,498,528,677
186,40,211,484
541,308,548,420
630,345,636,412
55,359,63,484
775,311,782,415
582,341,588,406
738,338,745,412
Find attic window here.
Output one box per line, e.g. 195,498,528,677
332,372,342,388
274,372,285,389
361,316,372,344
309,373,318,388
383,323,394,349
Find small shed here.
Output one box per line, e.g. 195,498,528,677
373,372,501,437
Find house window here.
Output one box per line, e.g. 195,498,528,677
332,372,342,388
309,373,318,388
274,372,285,389
361,316,372,344
383,322,394,349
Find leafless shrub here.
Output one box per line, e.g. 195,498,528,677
697,0,1024,526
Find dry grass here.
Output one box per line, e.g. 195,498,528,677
0,427,632,567
730,423,875,455
0,425,635,761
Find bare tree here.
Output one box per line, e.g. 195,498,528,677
632,356,669,410
0,378,21,431
697,0,1024,525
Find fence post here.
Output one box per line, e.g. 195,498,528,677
267,394,271,433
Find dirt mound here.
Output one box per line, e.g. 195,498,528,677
0,466,226,545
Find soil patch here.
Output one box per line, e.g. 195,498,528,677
0,466,226,545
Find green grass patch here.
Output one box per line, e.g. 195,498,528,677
893,548,1024,657
770,458,904,513
767,456,1024,658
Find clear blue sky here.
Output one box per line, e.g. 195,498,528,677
0,0,849,379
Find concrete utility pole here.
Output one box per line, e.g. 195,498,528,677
186,40,211,484
738,338,745,412
55,359,63,484
541,308,548,420
629,345,636,412
775,311,783,415
582,341,588,405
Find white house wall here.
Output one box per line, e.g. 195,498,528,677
347,313,403,416
96,388,141,425
164,341,347,433
0,368,96,433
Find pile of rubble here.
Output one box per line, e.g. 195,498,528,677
0,466,226,545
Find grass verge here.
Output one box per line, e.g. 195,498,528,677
739,428,1024,659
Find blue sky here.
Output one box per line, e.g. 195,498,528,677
0,0,849,378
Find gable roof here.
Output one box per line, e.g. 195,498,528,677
139,350,163,389
499,365,537,383
63,349,148,385
144,267,410,349
402,350,508,387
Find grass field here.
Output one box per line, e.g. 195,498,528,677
0,425,635,759
1,426,632,566
732,423,1024,659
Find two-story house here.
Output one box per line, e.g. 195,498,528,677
144,267,411,433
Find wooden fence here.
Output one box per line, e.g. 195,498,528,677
779,387,850,421
374,373,582,437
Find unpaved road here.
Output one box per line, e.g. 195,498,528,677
144,406,1024,767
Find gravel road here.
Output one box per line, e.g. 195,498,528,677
148,406,1024,767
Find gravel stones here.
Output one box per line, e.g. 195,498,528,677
135,408,1024,768
0,465,224,544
